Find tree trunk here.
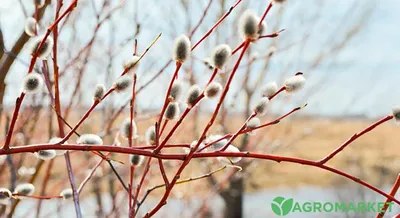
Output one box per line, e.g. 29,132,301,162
221,176,244,218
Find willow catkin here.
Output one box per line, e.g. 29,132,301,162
145,125,156,145
392,107,400,124
15,183,35,196
129,154,144,166
113,75,131,92
205,82,222,99
22,73,43,94
172,35,191,63
93,84,106,101
261,82,278,98
34,0,45,8
217,145,242,164
210,44,232,69
123,55,140,70
253,97,269,116
60,188,73,200
170,81,183,101
238,10,259,40
284,73,306,93
120,118,138,139
186,85,201,108
164,102,180,120
24,17,39,37
35,150,57,160
29,36,53,59
77,134,103,145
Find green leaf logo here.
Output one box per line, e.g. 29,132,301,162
271,196,294,216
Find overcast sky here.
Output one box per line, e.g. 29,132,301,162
0,0,399,118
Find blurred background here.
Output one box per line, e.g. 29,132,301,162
0,0,399,217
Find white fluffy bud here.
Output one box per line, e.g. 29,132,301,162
205,82,222,99
284,73,306,93
60,188,73,200
120,118,138,139
206,135,228,150
113,75,131,93
34,150,56,160
24,17,39,37
129,154,144,166
392,106,400,124
238,10,259,40
77,134,103,145
183,140,207,153
145,126,156,145
164,102,180,120
93,84,106,101
34,0,45,8
217,145,242,164
0,188,12,201
261,82,278,98
246,117,261,135
22,72,43,94
123,55,140,71
173,35,191,63
170,81,183,101
253,97,269,115
15,183,35,196
29,36,53,59
186,85,201,108
210,44,232,69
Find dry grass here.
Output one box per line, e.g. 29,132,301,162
1,111,398,197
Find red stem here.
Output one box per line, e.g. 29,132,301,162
155,62,182,151
376,174,400,218
220,112,256,151
318,115,393,164
191,0,243,51
146,39,251,217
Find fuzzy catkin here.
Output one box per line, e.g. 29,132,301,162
145,125,156,145
60,189,73,200
113,76,131,92
217,145,242,163
210,44,232,69
123,55,140,70
261,82,278,98
129,154,144,166
93,84,106,101
170,81,183,101
77,134,103,145
253,97,269,115
0,188,11,200
35,150,56,160
186,85,201,108
284,73,306,93
24,17,39,37
207,135,228,150
22,73,43,94
238,10,259,40
392,107,400,124
34,0,45,8
120,118,138,139
29,36,53,59
172,35,191,63
164,102,180,120
205,82,222,99
15,183,35,196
